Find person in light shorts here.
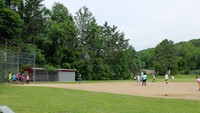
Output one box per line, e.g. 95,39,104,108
137,75,140,83
196,77,200,91
152,73,156,82
171,76,175,82
165,73,169,84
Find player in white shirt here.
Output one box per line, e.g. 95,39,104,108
165,73,168,84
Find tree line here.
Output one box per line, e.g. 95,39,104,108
0,0,139,80
137,39,200,75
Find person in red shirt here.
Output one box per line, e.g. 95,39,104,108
15,73,19,83
20,73,25,84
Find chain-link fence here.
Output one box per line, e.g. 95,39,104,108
0,37,35,82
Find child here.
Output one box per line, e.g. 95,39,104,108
26,75,30,84
20,73,25,84
78,75,82,84
152,73,156,82
171,76,175,82
137,75,140,83
165,73,168,84
196,77,200,91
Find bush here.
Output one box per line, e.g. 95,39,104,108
189,70,200,74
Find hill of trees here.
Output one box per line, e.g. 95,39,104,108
137,39,200,75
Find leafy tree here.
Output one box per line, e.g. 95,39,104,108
74,6,138,80
16,0,47,67
0,0,23,39
137,48,155,69
176,41,200,73
43,3,77,68
74,6,99,80
4,0,22,10
153,39,177,75
176,56,187,73
100,22,137,79
18,0,46,44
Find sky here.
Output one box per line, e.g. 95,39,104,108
43,0,200,51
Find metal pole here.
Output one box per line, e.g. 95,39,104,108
5,39,7,76
18,45,19,73
47,71,48,82
33,53,36,84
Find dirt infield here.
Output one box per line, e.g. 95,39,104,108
23,82,200,100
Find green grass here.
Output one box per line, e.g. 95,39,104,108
0,84,200,113
75,74,197,83
146,74,197,82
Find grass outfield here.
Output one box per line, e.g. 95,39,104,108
145,74,197,82
81,74,198,83
0,84,200,113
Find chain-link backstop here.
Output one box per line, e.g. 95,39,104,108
0,37,35,82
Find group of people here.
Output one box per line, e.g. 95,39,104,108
136,72,147,86
164,73,175,84
135,72,200,91
4,72,30,84
135,72,175,86
152,73,175,84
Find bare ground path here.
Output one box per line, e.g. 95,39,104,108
20,82,200,100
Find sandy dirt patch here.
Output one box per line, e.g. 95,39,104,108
20,82,200,100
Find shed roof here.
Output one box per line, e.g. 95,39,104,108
24,68,76,72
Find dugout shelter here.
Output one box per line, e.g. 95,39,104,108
24,68,76,82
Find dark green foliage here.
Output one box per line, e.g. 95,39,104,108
0,0,23,39
138,39,200,75
153,39,177,75
0,2,138,80
19,0,46,44
73,6,138,80
176,40,200,73
176,57,186,73
137,48,154,69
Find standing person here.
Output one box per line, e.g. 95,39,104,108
137,75,140,83
78,75,82,84
168,69,171,76
20,72,25,84
26,75,30,84
15,72,19,84
142,73,147,86
196,77,200,91
152,73,156,82
133,76,136,81
171,76,175,82
165,73,169,84
8,72,12,83
12,73,16,84
4,74,8,84
18,72,21,83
